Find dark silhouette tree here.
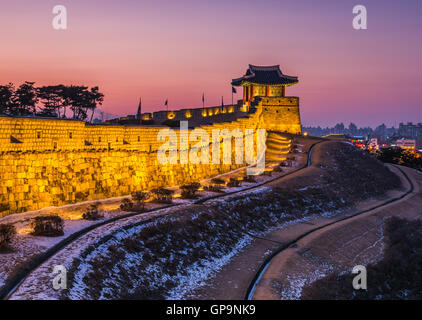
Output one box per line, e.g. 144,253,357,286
69,86,89,120
0,82,104,121
37,85,66,117
67,86,104,122
88,86,104,123
0,83,16,115
14,82,38,116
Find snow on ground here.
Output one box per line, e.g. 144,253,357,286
279,262,335,300
9,204,188,300
166,236,252,300
7,162,305,300
3,135,307,299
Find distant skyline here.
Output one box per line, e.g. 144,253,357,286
1,0,421,127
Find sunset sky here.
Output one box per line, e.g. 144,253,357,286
1,0,421,127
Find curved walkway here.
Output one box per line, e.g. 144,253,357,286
249,165,421,300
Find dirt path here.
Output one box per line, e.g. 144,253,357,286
251,165,422,300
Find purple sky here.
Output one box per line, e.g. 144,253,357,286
0,0,421,127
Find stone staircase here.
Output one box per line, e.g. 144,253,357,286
265,132,292,166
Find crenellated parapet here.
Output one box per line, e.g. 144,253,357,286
258,97,301,134
0,64,301,215
0,108,264,215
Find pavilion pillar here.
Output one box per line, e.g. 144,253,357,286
282,86,285,97
266,86,270,97
249,85,253,100
243,87,247,102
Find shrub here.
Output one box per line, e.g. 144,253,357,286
243,175,256,183
180,182,201,199
280,160,292,167
227,178,241,188
273,166,283,172
204,185,225,193
151,188,174,204
131,191,150,210
376,147,422,171
120,198,134,211
83,204,103,221
0,223,16,252
211,178,226,186
31,215,64,237
262,170,272,176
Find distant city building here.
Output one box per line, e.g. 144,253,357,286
395,138,416,150
398,122,422,139
303,122,420,144
351,136,366,149
368,138,379,151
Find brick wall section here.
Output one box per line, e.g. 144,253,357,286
259,97,302,135
0,97,300,215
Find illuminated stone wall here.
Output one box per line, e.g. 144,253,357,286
0,98,300,215
0,150,245,215
257,97,302,135
0,111,264,215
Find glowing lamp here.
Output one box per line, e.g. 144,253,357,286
167,112,176,120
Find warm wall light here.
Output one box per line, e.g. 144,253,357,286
167,112,176,120
185,111,192,118
142,114,151,121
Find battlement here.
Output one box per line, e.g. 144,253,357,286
0,64,302,215
0,107,256,153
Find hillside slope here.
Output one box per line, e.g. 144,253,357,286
58,141,402,299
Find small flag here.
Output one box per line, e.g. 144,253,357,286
232,87,237,94
137,97,142,119
165,99,168,106
202,93,204,103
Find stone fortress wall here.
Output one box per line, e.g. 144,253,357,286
0,96,301,216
